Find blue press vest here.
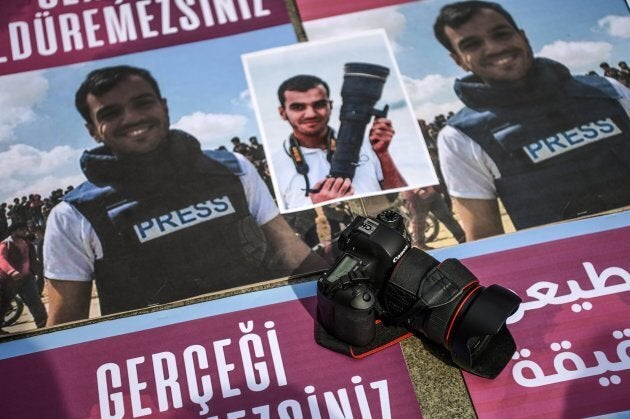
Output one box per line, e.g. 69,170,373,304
64,150,268,314
448,75,630,229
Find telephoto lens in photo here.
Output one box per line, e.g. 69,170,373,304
316,210,522,379
329,62,390,180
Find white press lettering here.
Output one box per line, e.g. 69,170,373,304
523,118,622,163
277,400,303,418
176,0,202,30
370,379,392,419
323,388,352,418
253,0,271,17
83,8,105,48
136,0,160,38
352,376,372,419
159,0,179,35
239,323,271,392
133,196,235,242
265,321,287,386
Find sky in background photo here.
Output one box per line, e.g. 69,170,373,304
2,0,629,205
0,23,297,204
242,30,438,213
302,0,630,121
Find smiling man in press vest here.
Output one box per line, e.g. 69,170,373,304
433,1,630,241
43,65,326,325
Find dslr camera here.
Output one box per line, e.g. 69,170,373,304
317,210,521,378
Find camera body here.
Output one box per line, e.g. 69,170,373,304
317,210,408,346
317,210,521,378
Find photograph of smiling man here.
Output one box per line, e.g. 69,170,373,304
43,65,327,325
433,1,630,241
297,0,630,243
243,30,439,213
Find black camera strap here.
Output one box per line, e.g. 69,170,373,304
284,128,336,196
387,253,480,348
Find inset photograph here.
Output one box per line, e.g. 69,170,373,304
243,30,438,213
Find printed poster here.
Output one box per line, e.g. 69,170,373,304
0,282,423,418
431,211,630,418
242,29,438,213
297,0,630,241
0,0,320,331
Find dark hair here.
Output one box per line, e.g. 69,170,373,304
75,65,162,124
8,222,28,235
434,1,520,53
277,75,330,107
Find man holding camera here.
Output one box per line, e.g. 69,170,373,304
433,1,630,241
274,75,407,210
43,65,326,325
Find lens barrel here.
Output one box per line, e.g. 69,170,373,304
330,63,390,179
383,248,521,378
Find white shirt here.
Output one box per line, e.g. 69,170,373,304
273,138,384,211
438,77,630,200
43,153,278,282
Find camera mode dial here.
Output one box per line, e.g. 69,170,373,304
349,284,375,310
377,210,405,234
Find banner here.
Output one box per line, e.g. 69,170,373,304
0,0,291,76
430,212,630,418
2,206,628,418
0,0,326,330
293,0,415,21
0,283,422,418
296,0,630,244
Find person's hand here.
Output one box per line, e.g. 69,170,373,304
369,117,395,154
309,177,354,204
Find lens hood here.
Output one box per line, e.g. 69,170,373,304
449,285,521,378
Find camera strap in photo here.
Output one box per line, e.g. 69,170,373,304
315,317,413,359
285,128,336,195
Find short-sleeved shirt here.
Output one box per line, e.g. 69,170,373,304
273,138,384,211
43,153,278,282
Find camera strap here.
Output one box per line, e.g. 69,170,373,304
388,254,480,348
285,128,337,196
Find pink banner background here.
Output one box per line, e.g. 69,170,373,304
461,227,630,418
0,0,290,76
294,0,416,21
0,297,422,418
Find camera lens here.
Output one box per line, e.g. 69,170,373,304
383,248,521,378
315,210,520,378
329,62,390,180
